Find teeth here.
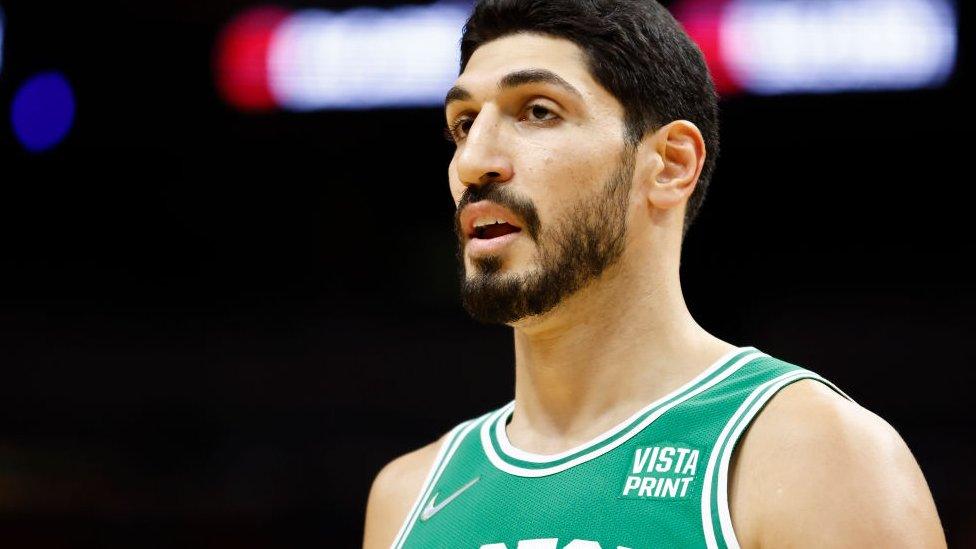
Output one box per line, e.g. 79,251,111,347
473,217,507,228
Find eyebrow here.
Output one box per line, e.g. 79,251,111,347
444,68,584,111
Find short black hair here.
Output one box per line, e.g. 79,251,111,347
459,0,719,240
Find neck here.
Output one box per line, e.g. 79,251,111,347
507,242,737,455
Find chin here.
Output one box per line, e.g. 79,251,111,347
467,253,507,276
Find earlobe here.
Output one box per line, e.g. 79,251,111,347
648,121,705,209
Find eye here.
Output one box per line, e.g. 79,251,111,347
444,115,473,143
523,103,558,123
444,102,560,143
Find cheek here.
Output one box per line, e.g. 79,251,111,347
536,154,603,204
534,159,615,237
447,161,463,203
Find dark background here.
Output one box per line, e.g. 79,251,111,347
0,0,972,546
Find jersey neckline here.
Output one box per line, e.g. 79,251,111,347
480,345,767,477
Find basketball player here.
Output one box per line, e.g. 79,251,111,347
363,1,946,547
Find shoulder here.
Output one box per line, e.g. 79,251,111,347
362,430,451,549
729,378,947,549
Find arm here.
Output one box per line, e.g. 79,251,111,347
363,434,447,549
730,379,947,549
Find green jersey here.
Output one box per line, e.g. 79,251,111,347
392,346,856,549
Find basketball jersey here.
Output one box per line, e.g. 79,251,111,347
391,346,857,549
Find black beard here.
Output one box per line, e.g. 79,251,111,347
455,149,635,325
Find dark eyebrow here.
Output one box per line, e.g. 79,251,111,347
444,68,584,111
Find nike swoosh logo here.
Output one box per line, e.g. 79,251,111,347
420,476,480,521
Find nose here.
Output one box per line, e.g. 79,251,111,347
454,105,514,190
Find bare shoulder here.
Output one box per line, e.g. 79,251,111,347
729,378,947,549
362,431,450,549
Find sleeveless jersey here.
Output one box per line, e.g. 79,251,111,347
391,346,857,549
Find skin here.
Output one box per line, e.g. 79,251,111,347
363,32,946,548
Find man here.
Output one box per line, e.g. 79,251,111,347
363,1,946,547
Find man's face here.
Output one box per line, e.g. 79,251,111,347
446,32,636,325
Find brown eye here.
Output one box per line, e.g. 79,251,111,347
447,117,473,141
526,104,557,122
531,105,552,118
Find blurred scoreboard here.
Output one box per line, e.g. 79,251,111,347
213,0,958,112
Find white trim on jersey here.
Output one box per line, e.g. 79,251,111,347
701,370,859,549
391,412,489,548
482,349,769,477
494,346,759,464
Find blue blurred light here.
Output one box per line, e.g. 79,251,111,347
265,2,469,110
1,6,5,78
721,0,957,95
11,71,76,152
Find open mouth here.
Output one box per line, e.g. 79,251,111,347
472,221,522,240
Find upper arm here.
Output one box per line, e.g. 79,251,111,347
362,434,447,549
734,379,947,549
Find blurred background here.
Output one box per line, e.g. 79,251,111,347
0,0,971,546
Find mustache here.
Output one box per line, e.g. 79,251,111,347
455,183,541,241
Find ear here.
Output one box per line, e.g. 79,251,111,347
642,120,706,211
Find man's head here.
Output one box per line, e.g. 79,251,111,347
447,0,718,326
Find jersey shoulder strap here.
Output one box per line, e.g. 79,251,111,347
390,410,494,548
692,352,859,549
